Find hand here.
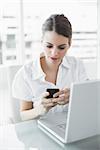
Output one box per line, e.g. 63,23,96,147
52,88,70,105
41,92,57,111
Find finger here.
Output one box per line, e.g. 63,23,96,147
59,89,70,98
52,93,68,102
43,102,56,108
57,101,66,105
52,97,64,103
42,92,49,98
59,94,70,103
53,90,64,98
57,98,69,105
53,88,70,98
59,93,69,99
42,98,53,104
63,87,70,90
52,94,69,104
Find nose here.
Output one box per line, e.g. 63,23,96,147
51,47,59,56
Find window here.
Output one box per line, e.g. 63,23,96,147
22,0,97,63
6,34,16,49
0,0,21,65
0,0,97,65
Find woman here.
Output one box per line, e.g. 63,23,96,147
12,14,88,121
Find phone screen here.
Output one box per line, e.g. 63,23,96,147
46,88,59,98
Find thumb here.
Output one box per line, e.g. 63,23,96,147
42,92,49,98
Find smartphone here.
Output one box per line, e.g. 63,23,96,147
46,88,59,98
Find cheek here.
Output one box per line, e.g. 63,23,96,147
43,45,48,52
44,48,51,55
60,51,67,57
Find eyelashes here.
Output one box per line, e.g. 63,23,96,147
46,45,53,48
46,45,65,50
58,47,65,50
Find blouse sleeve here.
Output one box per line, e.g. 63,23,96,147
12,67,33,101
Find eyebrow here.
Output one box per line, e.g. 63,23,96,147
46,42,67,47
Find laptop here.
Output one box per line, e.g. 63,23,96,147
38,80,100,146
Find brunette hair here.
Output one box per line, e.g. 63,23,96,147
42,14,72,45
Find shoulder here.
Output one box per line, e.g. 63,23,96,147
66,55,82,62
15,56,40,81
63,55,83,67
63,56,88,80
14,60,35,81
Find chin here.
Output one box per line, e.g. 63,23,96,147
49,58,61,65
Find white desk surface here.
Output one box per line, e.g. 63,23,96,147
0,120,100,150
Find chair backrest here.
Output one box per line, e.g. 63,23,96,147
7,65,22,123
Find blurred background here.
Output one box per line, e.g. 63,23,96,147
0,0,99,125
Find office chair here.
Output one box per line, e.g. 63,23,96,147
7,65,22,123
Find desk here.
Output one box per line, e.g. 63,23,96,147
0,120,100,150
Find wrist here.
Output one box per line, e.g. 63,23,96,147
38,104,47,116
34,101,47,116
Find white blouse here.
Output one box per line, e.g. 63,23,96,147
12,53,88,112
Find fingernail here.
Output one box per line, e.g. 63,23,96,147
53,94,56,97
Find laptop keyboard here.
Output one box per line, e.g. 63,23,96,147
57,123,66,131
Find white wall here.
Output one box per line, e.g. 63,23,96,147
84,61,97,79
0,66,9,89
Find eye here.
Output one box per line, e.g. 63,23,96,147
58,46,65,50
46,45,53,48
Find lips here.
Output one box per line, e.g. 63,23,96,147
50,57,58,61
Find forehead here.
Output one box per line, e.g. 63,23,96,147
43,31,69,45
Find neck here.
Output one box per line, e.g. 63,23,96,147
41,57,61,73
